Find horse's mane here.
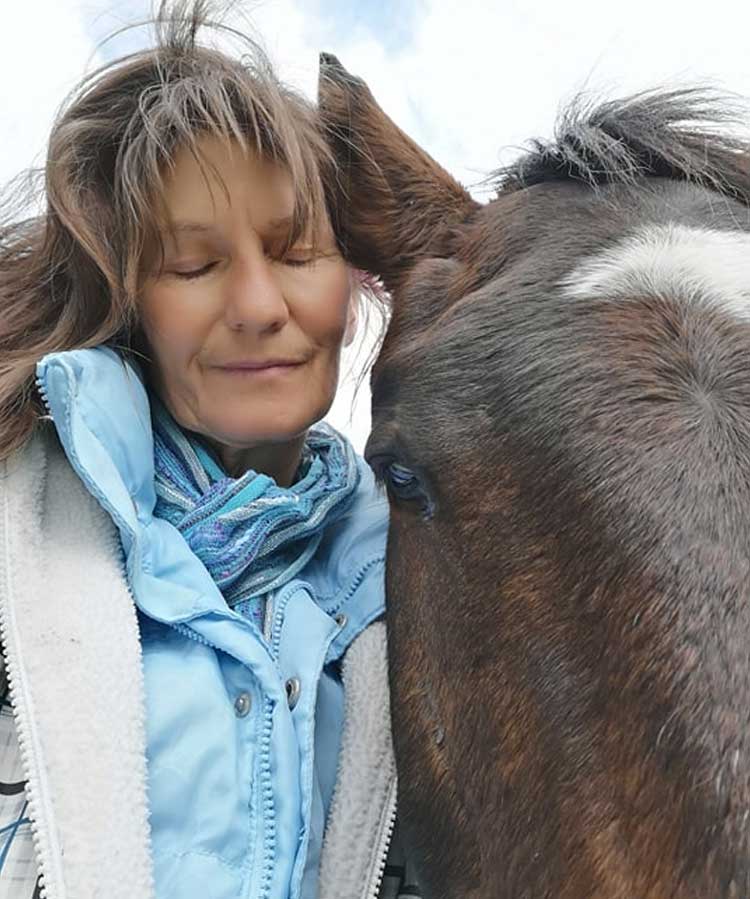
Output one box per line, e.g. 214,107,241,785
495,89,750,203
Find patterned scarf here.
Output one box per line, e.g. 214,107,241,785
151,399,360,628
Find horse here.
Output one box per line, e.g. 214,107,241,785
319,55,750,899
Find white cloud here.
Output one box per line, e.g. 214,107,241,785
0,2,100,188
325,0,750,193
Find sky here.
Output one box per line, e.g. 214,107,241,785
3,0,750,449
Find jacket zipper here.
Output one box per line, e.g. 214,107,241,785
0,377,78,898
155,615,276,899
329,557,384,619
0,539,58,899
263,594,274,644
364,775,398,899
0,377,65,897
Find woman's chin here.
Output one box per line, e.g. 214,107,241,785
197,416,316,451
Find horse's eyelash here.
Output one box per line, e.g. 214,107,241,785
366,460,389,489
369,466,387,488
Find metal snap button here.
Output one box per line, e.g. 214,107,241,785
285,677,301,710
334,612,348,629
234,692,252,718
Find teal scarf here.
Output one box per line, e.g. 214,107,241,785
151,400,360,628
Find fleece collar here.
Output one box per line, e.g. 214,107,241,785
0,426,155,899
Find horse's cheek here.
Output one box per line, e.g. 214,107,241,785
386,551,483,898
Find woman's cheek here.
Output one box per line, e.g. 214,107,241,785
147,287,214,360
139,289,207,412
311,264,352,347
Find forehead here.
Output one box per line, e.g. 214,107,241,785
383,177,750,342
160,137,295,228
372,178,750,442
562,223,750,320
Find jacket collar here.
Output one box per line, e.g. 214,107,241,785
36,347,387,635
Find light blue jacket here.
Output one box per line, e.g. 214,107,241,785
35,346,389,899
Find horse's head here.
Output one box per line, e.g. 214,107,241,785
320,56,750,899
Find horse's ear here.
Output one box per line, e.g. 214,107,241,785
318,53,479,294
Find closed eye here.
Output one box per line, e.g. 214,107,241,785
279,253,316,268
172,261,219,280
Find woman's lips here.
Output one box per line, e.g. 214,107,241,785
214,359,307,376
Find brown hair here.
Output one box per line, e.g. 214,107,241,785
0,0,339,460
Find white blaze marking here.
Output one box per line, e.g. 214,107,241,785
562,224,750,319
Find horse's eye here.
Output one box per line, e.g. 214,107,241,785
372,459,434,520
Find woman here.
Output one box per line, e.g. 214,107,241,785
0,3,415,898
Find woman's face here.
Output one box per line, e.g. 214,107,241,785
140,136,352,482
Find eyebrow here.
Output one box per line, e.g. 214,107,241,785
162,215,297,238
163,222,216,236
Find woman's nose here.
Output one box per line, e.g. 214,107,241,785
223,255,289,334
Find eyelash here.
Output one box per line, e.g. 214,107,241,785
283,255,316,267
174,262,218,281
172,254,315,280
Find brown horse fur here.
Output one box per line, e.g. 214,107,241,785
319,55,750,899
